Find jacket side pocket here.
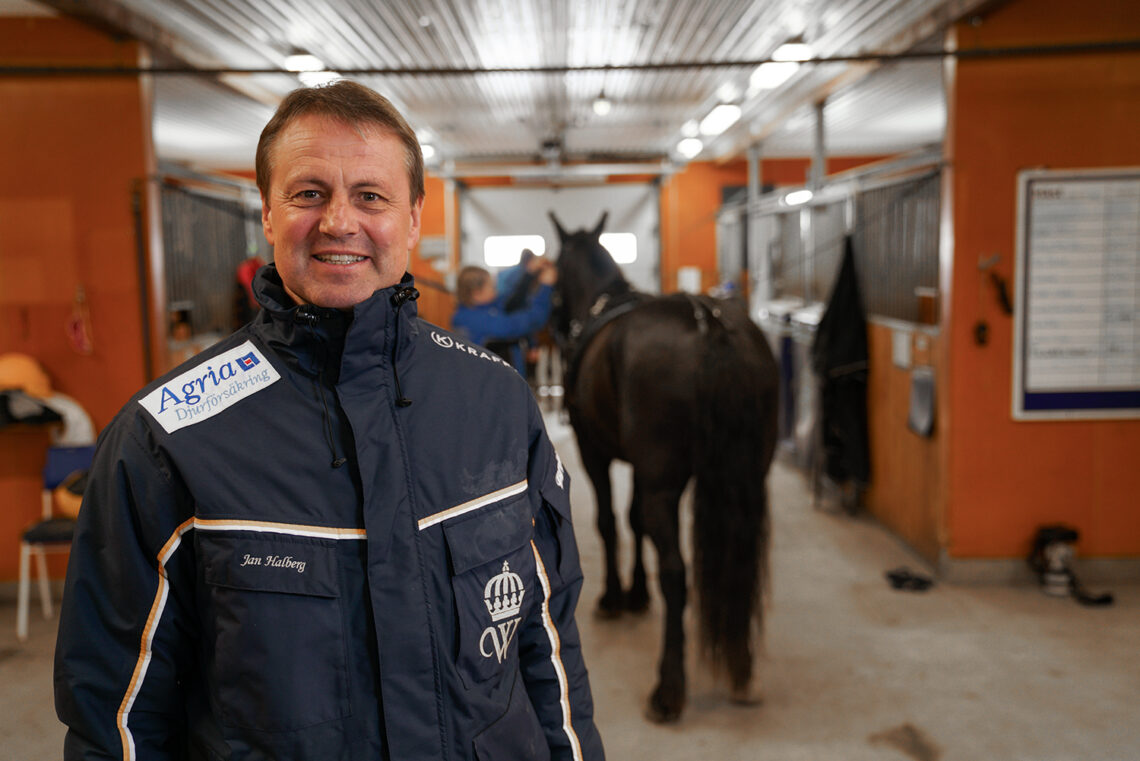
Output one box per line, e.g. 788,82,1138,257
472,669,552,761
443,493,536,688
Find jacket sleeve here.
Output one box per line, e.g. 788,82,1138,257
500,268,539,313
484,285,554,342
517,402,606,761
54,416,198,760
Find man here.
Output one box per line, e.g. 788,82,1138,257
55,81,605,761
452,257,555,375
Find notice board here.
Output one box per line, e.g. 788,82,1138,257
1013,167,1140,420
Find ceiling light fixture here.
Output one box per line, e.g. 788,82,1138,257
699,104,741,136
284,51,339,87
680,119,700,138
783,189,814,206
421,144,437,161
592,92,612,117
749,40,813,92
284,52,324,72
717,81,741,103
677,137,703,159
774,42,813,62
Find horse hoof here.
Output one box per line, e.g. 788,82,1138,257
595,595,624,620
625,590,650,614
594,605,623,620
646,689,684,724
730,686,762,707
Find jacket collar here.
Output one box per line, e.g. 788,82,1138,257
251,263,420,384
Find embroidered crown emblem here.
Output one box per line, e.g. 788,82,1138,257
484,561,525,621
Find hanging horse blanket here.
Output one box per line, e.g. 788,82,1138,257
810,235,871,485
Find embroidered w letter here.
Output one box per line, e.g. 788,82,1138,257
479,618,521,664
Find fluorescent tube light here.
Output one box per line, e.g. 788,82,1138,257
773,42,812,61
749,42,812,92
699,104,741,136
284,53,324,72
750,61,798,91
677,137,703,159
783,189,814,206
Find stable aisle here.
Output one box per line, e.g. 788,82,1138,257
551,412,1138,761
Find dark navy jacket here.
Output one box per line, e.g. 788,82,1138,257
54,265,604,761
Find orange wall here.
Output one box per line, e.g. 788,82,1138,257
945,0,1140,558
864,325,946,561
0,17,151,581
410,174,456,328
661,161,748,291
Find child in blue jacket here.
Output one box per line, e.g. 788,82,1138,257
452,256,556,375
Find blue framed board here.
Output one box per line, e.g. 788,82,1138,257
1013,168,1140,420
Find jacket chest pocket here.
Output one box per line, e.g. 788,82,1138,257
443,494,537,688
200,535,349,731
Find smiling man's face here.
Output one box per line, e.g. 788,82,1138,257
261,113,424,309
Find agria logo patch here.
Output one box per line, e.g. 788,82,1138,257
139,341,280,433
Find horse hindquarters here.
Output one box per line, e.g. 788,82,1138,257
691,316,778,698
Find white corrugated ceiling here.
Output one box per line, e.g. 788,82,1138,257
9,0,998,174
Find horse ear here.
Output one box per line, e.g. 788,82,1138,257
548,211,567,240
591,211,609,238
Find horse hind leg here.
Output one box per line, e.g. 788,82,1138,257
641,483,688,723
625,481,650,613
580,446,624,618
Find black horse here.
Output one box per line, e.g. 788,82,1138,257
549,211,779,722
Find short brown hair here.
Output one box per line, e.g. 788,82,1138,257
255,80,424,202
457,266,492,308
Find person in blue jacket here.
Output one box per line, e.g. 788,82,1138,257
54,80,605,761
494,249,547,384
452,256,555,375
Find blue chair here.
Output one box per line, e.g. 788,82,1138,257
16,444,95,641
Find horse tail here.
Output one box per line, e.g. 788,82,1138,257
691,302,777,694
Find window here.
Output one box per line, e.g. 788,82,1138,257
600,232,637,264
483,235,546,267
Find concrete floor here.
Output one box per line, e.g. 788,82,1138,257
2,411,1137,760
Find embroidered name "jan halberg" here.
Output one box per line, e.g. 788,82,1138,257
240,553,307,574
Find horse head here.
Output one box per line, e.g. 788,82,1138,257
548,210,630,344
